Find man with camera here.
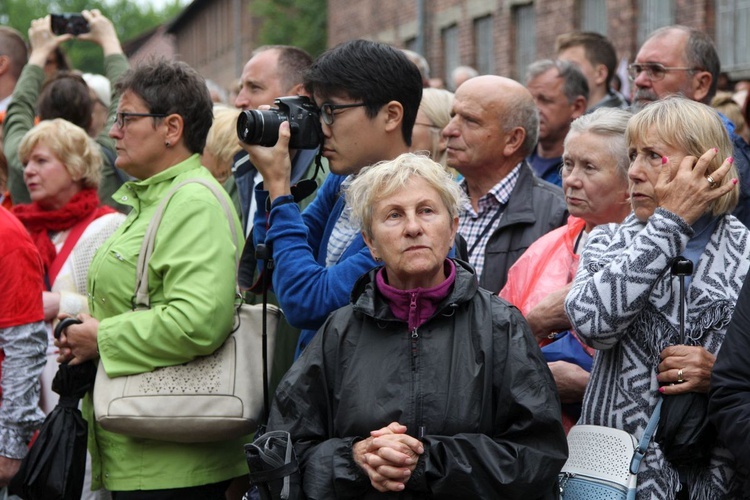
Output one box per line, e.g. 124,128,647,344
241,39,423,356
233,45,324,235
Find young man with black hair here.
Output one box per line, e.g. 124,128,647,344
242,39,423,356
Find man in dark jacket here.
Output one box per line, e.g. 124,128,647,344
267,260,568,499
443,75,568,293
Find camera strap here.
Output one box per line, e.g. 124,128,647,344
289,149,325,203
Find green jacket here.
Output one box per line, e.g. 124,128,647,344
85,155,247,491
3,53,130,211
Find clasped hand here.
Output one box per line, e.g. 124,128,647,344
353,422,424,493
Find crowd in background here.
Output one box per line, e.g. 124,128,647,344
3,10,750,500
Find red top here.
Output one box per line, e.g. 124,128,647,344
0,207,44,328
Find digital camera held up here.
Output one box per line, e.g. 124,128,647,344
237,96,322,150
50,13,90,36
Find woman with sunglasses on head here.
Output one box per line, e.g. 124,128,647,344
54,59,245,499
565,97,750,498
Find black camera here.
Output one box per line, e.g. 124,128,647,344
237,96,322,150
51,13,90,36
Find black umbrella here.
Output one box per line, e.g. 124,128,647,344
244,430,301,500
656,392,716,468
9,317,97,500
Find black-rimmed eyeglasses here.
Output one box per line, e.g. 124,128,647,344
319,102,366,125
627,63,703,82
115,112,168,130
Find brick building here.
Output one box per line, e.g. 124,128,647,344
326,0,749,93
165,0,262,95
148,0,750,98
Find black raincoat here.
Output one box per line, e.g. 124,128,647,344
267,260,568,499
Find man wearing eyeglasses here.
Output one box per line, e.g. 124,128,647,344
241,39,423,357
631,25,750,227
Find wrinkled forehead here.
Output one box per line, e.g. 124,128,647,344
636,32,689,66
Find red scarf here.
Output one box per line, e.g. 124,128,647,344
12,189,114,275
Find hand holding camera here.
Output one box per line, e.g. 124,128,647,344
50,13,90,36
27,15,72,66
74,10,123,56
237,96,323,202
237,96,322,150
28,10,123,68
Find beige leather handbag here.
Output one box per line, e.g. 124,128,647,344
93,179,279,443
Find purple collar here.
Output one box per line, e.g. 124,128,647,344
375,260,457,331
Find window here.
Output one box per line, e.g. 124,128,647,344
474,15,495,76
637,0,675,45
514,4,536,81
580,0,607,34
443,24,459,89
717,0,750,74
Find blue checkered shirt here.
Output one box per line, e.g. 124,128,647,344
459,163,522,278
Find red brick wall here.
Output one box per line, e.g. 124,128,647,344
326,0,718,84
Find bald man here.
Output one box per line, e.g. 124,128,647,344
443,75,568,292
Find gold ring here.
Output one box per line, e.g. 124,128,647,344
677,368,684,383
707,175,717,188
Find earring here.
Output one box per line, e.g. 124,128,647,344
373,256,382,262
165,141,171,147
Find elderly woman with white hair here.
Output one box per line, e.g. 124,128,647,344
565,97,750,498
500,107,632,432
265,152,567,499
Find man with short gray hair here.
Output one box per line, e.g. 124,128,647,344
525,59,588,186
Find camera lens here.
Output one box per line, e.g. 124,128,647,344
237,109,284,146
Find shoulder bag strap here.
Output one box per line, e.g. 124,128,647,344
47,209,100,288
133,178,241,309
630,397,663,474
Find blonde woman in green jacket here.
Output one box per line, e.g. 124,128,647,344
55,59,246,499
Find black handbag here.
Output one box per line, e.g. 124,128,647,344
655,257,716,468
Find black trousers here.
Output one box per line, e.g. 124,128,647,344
111,480,230,500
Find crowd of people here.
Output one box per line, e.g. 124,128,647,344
3,9,750,500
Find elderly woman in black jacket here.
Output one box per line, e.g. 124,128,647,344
265,152,567,499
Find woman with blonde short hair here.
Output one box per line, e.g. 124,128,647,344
565,97,750,497
202,104,242,184
410,88,454,170
12,119,125,415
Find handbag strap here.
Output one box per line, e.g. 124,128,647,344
630,397,663,474
47,208,100,288
133,178,241,309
